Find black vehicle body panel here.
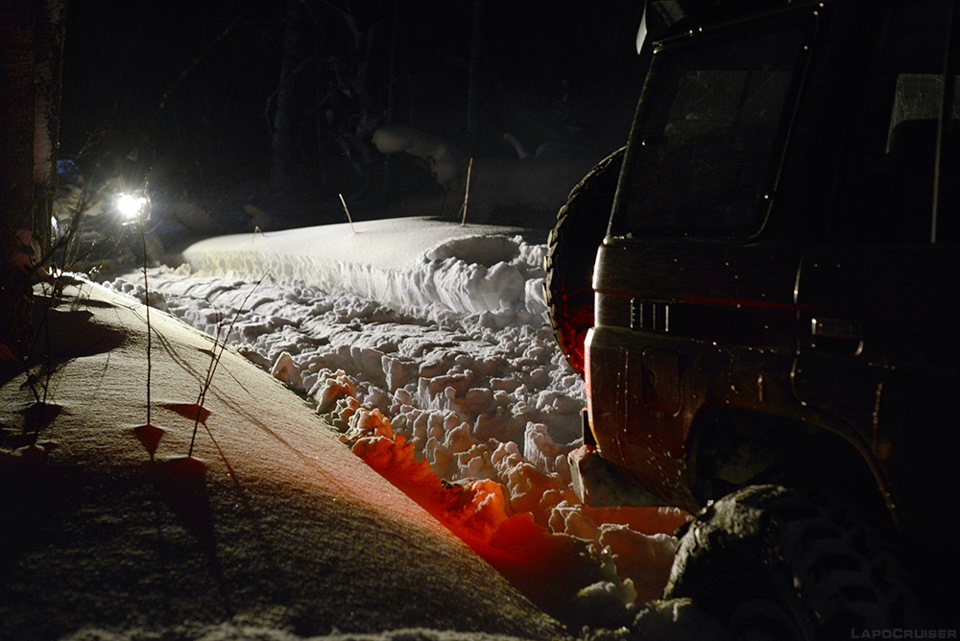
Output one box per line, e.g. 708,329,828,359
585,0,960,533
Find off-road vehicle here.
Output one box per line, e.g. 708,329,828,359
547,0,959,636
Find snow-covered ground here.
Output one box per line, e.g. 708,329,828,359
0,216,715,640
108,218,690,616
0,277,567,641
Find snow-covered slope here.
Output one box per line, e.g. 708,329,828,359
0,279,566,641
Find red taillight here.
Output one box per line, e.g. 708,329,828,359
583,328,593,399
583,328,597,446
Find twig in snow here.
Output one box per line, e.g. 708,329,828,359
187,274,266,458
132,211,165,461
338,193,357,233
140,217,154,428
459,157,474,226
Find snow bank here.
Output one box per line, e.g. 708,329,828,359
177,217,546,316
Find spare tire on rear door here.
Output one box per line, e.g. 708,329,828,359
545,146,625,377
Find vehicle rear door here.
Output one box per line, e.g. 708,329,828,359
793,0,960,523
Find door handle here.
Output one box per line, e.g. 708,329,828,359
811,317,861,340
811,317,863,354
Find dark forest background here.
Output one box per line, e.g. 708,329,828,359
60,0,646,228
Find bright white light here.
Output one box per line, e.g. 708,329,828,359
115,193,147,220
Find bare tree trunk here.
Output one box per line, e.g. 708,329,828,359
1,0,36,233
466,0,484,144
383,3,402,189
1,0,39,358
387,3,401,126
33,0,67,253
270,0,304,190
0,0,65,357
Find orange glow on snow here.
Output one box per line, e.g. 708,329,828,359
351,432,608,610
345,407,686,613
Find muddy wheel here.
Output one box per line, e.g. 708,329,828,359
665,485,918,640
545,146,624,377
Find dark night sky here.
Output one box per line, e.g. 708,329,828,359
60,1,645,212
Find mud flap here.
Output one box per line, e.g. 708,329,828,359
568,445,666,507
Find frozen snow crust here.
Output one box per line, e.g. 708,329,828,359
108,217,690,631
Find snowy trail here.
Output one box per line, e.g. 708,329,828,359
108,217,688,626
129,218,585,487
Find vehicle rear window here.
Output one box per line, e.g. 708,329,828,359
612,12,814,239
837,0,960,245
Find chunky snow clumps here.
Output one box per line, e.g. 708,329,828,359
108,218,687,624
